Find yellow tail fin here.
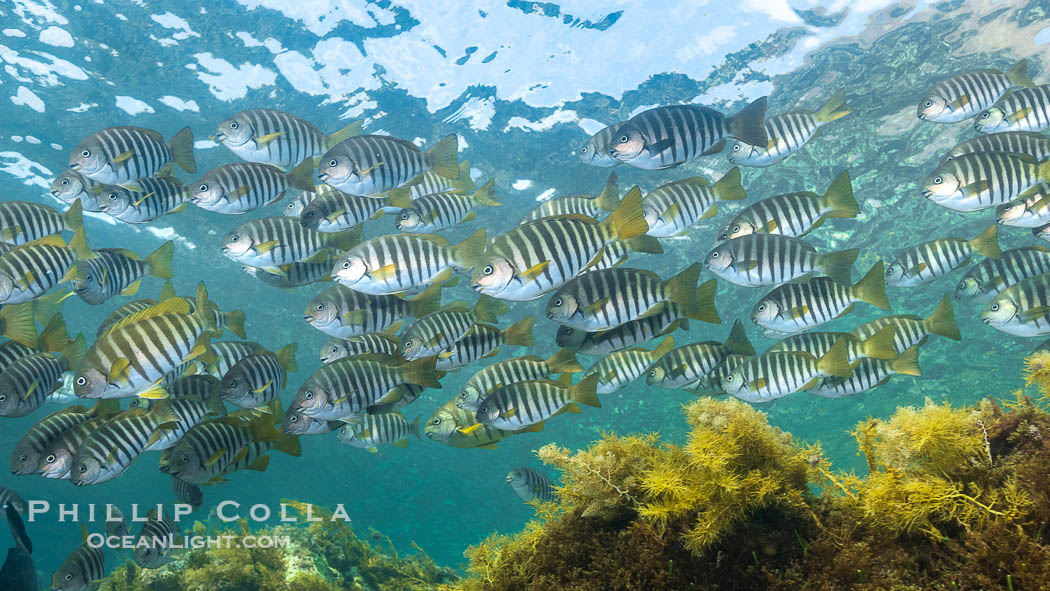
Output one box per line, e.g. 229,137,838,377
287,158,316,192
468,179,500,207
1006,59,1035,88
224,309,247,339
37,313,71,353
473,294,509,324
968,225,1001,259
276,343,298,374
664,263,702,320
0,303,36,348
711,167,746,201
545,348,582,373
816,338,852,378
724,319,755,356
819,248,858,284
925,295,961,341
325,120,364,149
409,283,443,318
649,335,675,361
168,127,196,174
821,171,859,219
600,186,648,241
594,171,620,212
145,241,175,279
426,135,460,180
570,373,601,407
63,199,84,233
501,316,535,347
851,261,890,310
890,346,922,377
399,357,442,389
814,89,852,123
452,228,487,268
859,325,896,360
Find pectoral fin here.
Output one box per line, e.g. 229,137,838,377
369,264,398,280
204,449,227,467
252,379,274,394
112,150,134,165
255,132,284,147
520,261,550,282
255,240,280,254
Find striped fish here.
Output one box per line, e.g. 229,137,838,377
426,399,508,449
207,341,264,378
519,173,619,224
470,374,600,431
721,339,852,403
52,543,106,591
0,340,35,374
190,160,314,215
473,188,649,301
705,233,858,287
69,401,180,485
976,84,1050,133
728,89,851,166
37,415,111,479
810,346,921,398
853,295,961,354
216,108,362,169
0,199,83,245
9,401,112,475
557,303,687,355
50,171,101,212
319,134,459,195
360,383,425,415
132,392,226,451
456,349,581,412
0,332,86,418
97,297,160,337
886,226,1001,287
1036,223,1050,243
284,191,317,217
646,321,754,391
165,375,221,400
164,411,301,485
292,357,441,420
983,273,1050,336
405,160,475,200
752,262,890,334
68,242,174,305
918,61,1032,123
0,229,94,305
173,475,203,509
766,325,897,364
609,99,768,169
433,317,535,371
956,246,1050,304
243,256,334,288
587,335,674,394
321,334,400,363
95,176,188,224
585,236,663,272
338,412,420,452
996,183,1050,228
134,511,181,568
546,265,718,331
0,302,36,349
507,467,556,502
333,230,486,295
922,152,1050,212
73,283,216,399
220,344,297,408
300,189,410,233
642,168,746,237
0,485,26,515
397,179,499,233
69,126,195,187
222,216,361,270
716,171,857,241
703,354,751,393
282,407,340,436
578,122,625,168
947,131,1050,162
399,296,507,359
304,283,440,338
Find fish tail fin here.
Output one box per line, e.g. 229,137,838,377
814,89,852,123
727,96,768,147
288,159,316,192
451,228,487,268
711,167,746,201
473,294,509,323
861,325,897,360
650,335,675,360
501,316,535,347
159,280,177,301
925,295,961,341
400,357,442,389
451,160,476,193
851,261,891,310
168,127,196,174
817,338,852,378
224,309,247,339
61,333,88,370
969,225,1002,259
468,179,500,207
1007,59,1034,88
67,227,94,261
325,120,364,149
91,399,122,418
145,240,175,279
891,346,922,377
624,235,663,254
205,389,226,416
724,319,755,355
819,248,858,284
63,198,84,233
601,186,648,241
665,263,701,319
570,374,601,407
0,303,36,348
30,291,66,336
409,283,443,317
38,312,71,353
595,171,620,211
426,134,460,179
545,348,582,373
276,343,298,374
385,187,413,209
329,225,364,252
409,415,421,439
694,278,721,324
193,283,216,332
822,171,859,218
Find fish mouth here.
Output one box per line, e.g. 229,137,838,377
920,190,932,198
982,318,991,325
318,172,330,182
68,163,80,170
214,132,226,142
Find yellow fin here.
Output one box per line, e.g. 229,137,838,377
582,297,610,314
204,449,226,467
112,150,134,165
121,280,141,296
520,261,550,282
370,263,398,280
457,423,483,435
255,240,280,255
252,379,274,394
137,382,169,400
255,132,283,147
108,358,131,385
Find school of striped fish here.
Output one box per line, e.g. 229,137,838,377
3,59,1050,588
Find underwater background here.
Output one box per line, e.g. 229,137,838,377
2,0,1050,587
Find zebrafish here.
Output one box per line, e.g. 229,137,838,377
766,325,897,364
215,108,362,169
397,180,499,233
956,247,1050,304
519,173,619,224
918,61,1032,123
996,184,1050,228
586,335,674,394
69,126,195,187
426,399,508,449
299,189,411,233
292,357,440,421
0,199,83,245
721,339,852,403
578,122,624,167
642,168,746,237
320,334,400,363
646,321,754,391
705,233,858,287
338,413,420,452
433,317,535,371
67,241,174,305
975,84,1050,133
133,510,181,568
281,408,340,436
222,216,361,270
0,230,94,305
609,98,768,169
9,401,116,476
557,303,687,355
752,262,890,334
983,273,1050,336
809,346,921,398
886,226,1001,287
70,401,180,485
319,134,459,195
469,374,600,431
853,295,961,353
242,256,334,288
729,89,851,166
52,541,105,591
716,171,857,241
95,176,188,223
220,344,297,409
507,467,556,502
333,230,486,295
456,349,581,412
50,171,101,211
206,342,264,378
922,152,1050,212
190,160,314,215
399,296,507,360
546,265,718,331
947,131,1050,162
304,283,440,338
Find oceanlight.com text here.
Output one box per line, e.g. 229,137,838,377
86,533,292,550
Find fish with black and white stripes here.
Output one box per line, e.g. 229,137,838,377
975,84,1050,133
728,89,851,167
69,126,195,188
215,108,362,169
918,60,1033,123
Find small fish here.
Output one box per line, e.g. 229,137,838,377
215,109,362,169
705,234,858,287
243,257,334,288
338,413,420,452
646,320,754,391
0,200,83,246
304,283,440,338
95,176,188,224
609,99,768,169
519,173,619,224
190,160,315,215
50,171,102,211
426,399,508,449
922,152,1050,212
0,322,85,418
578,122,624,168
292,357,441,421
557,303,687,355
70,401,181,485
947,131,1050,162
69,126,195,187
853,295,961,354
37,415,112,480
766,325,897,364
918,61,1033,123
956,246,1050,304
222,216,361,270
406,159,476,200
729,89,851,166
585,236,664,272
133,510,181,568
456,349,581,412
886,225,1001,287
281,407,340,436
983,273,1050,336
809,346,921,398
996,184,1050,228
333,230,486,295
284,190,317,217
469,374,600,431
9,401,115,476
641,168,746,237
507,467,556,502
546,265,718,331
721,339,852,403
587,335,674,394
129,390,226,452
975,85,1050,133
206,341,264,378
703,354,751,393
433,317,535,372
399,296,508,360
752,262,890,334
68,241,174,305
716,171,857,241
0,230,94,305
397,180,499,233
319,134,459,195
0,486,26,516
300,189,411,233
52,541,105,591
220,344,297,409
320,334,400,364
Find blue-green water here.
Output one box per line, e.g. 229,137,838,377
0,0,1047,586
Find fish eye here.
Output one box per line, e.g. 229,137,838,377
303,210,314,219
340,427,347,435
81,149,90,158
108,193,118,201
886,267,893,275
981,112,990,119
553,298,562,307
726,375,734,382
198,184,208,192
85,274,92,282
991,304,999,311
229,121,239,129
305,391,314,399
181,454,189,463
432,417,441,425
227,380,237,388
619,135,628,143
711,252,719,258
483,265,493,275
404,340,413,349
581,146,588,153
328,346,338,353
78,464,87,473
342,261,351,269
648,369,655,377
316,303,325,311
0,395,5,402
66,574,73,581
230,235,239,243
400,213,410,220
329,159,338,167
17,454,27,463
732,144,740,152
76,377,87,386
46,454,55,463
933,176,943,185
61,179,69,185
924,100,933,108
561,327,572,334
757,304,766,312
